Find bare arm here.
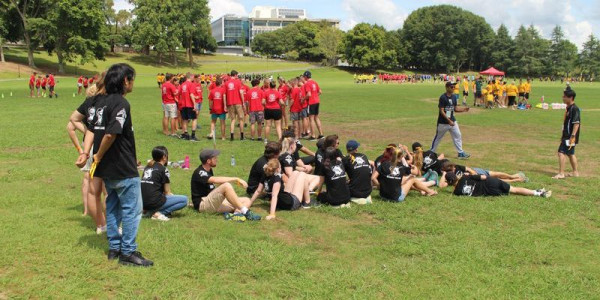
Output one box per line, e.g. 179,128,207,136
208,177,248,188
300,146,315,156
439,171,448,189
250,183,264,204
268,182,281,218
163,183,173,195
371,169,380,188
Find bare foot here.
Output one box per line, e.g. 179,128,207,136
552,174,565,179
426,190,438,196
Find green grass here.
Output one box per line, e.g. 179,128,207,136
1,56,600,299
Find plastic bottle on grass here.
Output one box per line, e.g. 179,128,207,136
231,155,236,166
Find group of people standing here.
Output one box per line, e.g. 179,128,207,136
28,72,57,98
159,70,325,143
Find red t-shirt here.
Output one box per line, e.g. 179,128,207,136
41,78,47,86
77,76,83,84
303,79,320,105
225,78,242,106
48,75,55,87
179,80,194,108
89,78,94,84
83,78,89,87
193,82,203,103
209,86,226,114
264,89,281,110
246,87,265,112
278,84,289,100
29,75,35,86
290,87,304,113
208,81,216,91
35,78,41,88
161,81,177,104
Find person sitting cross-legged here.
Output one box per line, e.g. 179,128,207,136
191,149,261,221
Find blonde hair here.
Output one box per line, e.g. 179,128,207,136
264,159,280,177
281,137,295,153
390,149,404,173
85,72,107,97
413,146,423,171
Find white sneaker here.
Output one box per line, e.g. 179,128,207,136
96,225,107,235
151,212,170,221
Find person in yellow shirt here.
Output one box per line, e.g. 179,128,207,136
517,79,526,104
157,73,163,88
483,87,494,109
506,81,519,109
453,78,460,101
462,78,470,106
523,78,532,106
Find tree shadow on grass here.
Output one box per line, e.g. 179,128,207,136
78,233,108,253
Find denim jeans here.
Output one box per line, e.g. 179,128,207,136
104,177,143,256
159,194,188,215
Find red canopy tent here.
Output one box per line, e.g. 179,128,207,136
479,67,505,76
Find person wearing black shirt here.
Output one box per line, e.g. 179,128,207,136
431,82,471,160
246,141,281,195
342,140,372,201
249,159,313,220
553,87,581,179
141,146,187,221
445,172,551,198
372,148,437,202
90,64,153,267
438,161,527,189
283,129,315,171
191,149,261,221
280,137,320,191
317,147,351,206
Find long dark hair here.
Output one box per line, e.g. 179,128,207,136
323,147,338,169
148,146,168,167
380,144,397,163
105,63,136,95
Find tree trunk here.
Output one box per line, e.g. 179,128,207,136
172,50,177,66
142,45,150,55
57,48,65,74
0,37,5,62
188,37,193,67
24,33,36,68
158,52,162,64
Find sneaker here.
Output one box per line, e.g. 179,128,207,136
151,212,170,221
180,133,190,140
169,134,179,138
223,212,234,220
317,135,324,139
206,135,214,140
244,210,262,221
107,249,120,260
232,213,246,222
308,136,317,141
96,225,107,235
119,251,154,267
190,136,198,142
541,189,552,198
458,152,471,159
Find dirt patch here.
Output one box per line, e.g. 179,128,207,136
0,61,38,75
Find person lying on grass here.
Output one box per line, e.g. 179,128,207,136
191,149,261,221
141,146,187,222
442,171,551,198
372,148,437,202
437,161,527,189
249,159,314,220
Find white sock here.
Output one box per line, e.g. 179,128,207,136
533,190,542,196
240,207,249,214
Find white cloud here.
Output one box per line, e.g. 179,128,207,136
208,0,248,21
341,0,407,30
113,0,134,11
432,0,596,49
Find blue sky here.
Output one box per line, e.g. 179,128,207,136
114,0,600,49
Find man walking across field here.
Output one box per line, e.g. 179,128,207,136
552,87,580,179
431,82,471,160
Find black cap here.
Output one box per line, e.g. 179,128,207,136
445,81,457,87
303,70,312,78
411,142,422,152
199,149,220,163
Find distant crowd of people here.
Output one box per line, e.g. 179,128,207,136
28,72,57,98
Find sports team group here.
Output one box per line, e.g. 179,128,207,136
65,63,580,267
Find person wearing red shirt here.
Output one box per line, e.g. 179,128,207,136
29,72,37,97
48,73,57,98
263,80,284,141
278,77,291,129
208,76,228,140
179,73,197,141
301,71,323,140
77,75,84,95
35,75,42,97
297,79,310,138
41,76,47,97
224,70,246,141
161,74,179,136
289,78,306,139
192,74,204,128
245,79,265,141
83,77,89,90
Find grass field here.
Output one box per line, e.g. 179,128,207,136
1,53,600,299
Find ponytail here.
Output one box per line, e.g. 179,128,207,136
413,146,423,171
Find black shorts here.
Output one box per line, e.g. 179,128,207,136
485,177,511,196
518,93,525,97
301,156,315,166
475,91,482,98
264,109,282,120
180,107,197,120
558,140,575,155
524,93,530,100
508,96,516,106
463,91,469,96
308,103,320,116
49,86,55,92
276,192,301,210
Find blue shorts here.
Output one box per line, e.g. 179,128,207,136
211,113,226,121
473,168,490,176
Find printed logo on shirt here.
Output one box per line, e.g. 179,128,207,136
462,184,474,196
423,156,433,167
199,170,208,177
251,91,258,99
165,168,170,178
285,156,293,165
316,154,323,163
143,169,153,180
87,106,96,124
95,107,105,126
116,108,127,128
228,83,234,90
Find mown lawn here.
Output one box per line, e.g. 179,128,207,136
0,61,599,298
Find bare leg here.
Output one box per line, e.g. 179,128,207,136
314,116,323,136
210,120,216,137
230,118,236,136
412,178,437,195
509,186,535,196
238,115,244,136
488,171,524,182
306,174,320,191
309,115,316,138
275,120,282,140
82,173,90,216
170,118,177,135
215,183,249,213
554,152,567,178
162,117,168,135
265,120,272,140
257,122,263,139
220,119,226,139
568,155,579,177
288,172,306,200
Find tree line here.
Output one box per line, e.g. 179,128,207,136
252,5,600,78
0,0,216,72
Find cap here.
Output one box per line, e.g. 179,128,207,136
445,81,457,87
199,149,221,163
303,70,312,78
411,142,422,152
346,140,360,151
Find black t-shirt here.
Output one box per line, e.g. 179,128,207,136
377,161,410,200
261,173,285,196
140,163,170,211
421,150,441,173
374,155,384,169
92,94,138,180
437,93,457,124
76,95,99,130
247,156,268,195
315,148,343,176
279,152,296,171
322,160,351,204
453,175,486,197
454,165,467,177
191,166,214,209
342,153,372,198
562,104,581,143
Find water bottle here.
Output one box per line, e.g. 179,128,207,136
541,95,544,103
230,155,236,166
183,155,190,169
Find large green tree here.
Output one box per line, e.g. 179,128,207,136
510,25,550,76
251,21,326,62
131,0,181,64
401,5,494,72
316,24,343,66
6,0,49,67
341,23,395,69
0,3,7,62
36,0,108,73
549,25,577,76
175,0,211,66
490,24,514,71
578,34,600,78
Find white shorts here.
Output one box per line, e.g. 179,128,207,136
163,103,178,118
77,83,83,87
